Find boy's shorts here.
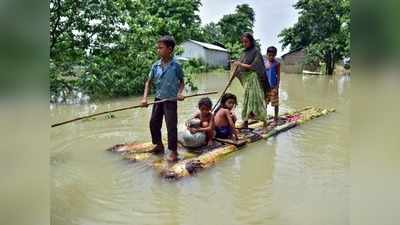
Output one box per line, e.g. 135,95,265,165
265,88,279,106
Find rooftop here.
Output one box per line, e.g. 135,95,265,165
186,39,229,52
281,47,304,58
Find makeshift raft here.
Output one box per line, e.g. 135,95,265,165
106,106,335,180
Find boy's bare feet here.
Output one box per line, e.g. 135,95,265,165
152,144,165,155
167,151,178,162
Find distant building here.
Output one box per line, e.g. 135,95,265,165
280,48,305,74
179,39,229,68
280,48,319,74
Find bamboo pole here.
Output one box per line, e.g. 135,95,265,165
211,63,239,112
51,91,218,128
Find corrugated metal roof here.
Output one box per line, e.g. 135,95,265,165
175,56,189,61
187,39,229,52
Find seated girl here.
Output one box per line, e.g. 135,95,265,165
178,97,214,148
214,93,239,140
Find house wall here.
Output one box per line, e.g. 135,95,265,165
179,41,229,68
281,49,319,73
179,41,206,61
281,49,305,74
282,49,305,65
204,49,229,68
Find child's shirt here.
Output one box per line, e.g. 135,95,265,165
149,58,184,99
265,59,280,88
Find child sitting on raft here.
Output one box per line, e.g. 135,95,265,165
214,93,239,140
179,97,214,148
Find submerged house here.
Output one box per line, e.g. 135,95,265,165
179,40,229,68
281,48,319,74
280,48,305,74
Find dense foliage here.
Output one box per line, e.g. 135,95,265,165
50,1,256,101
278,0,350,75
200,4,256,60
50,0,202,100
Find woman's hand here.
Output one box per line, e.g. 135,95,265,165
234,61,251,69
233,61,242,67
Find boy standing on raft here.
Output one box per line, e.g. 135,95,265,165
264,46,280,125
141,35,185,162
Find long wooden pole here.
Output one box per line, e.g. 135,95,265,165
51,91,218,128
211,63,239,112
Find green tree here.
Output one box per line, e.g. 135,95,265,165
201,4,255,44
218,4,255,44
278,0,350,75
224,42,242,60
50,0,132,97
200,22,223,43
50,0,203,100
200,4,256,61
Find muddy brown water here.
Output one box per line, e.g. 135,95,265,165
51,71,350,225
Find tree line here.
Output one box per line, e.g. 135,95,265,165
278,0,350,75
50,0,256,101
50,0,350,101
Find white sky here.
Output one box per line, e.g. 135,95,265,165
198,0,298,56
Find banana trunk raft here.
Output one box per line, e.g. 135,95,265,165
106,106,335,180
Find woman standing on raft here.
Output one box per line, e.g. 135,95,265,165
233,32,269,128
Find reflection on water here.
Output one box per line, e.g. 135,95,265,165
51,72,350,225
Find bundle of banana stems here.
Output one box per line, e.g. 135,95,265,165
107,106,335,180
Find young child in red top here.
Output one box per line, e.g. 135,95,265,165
264,46,281,125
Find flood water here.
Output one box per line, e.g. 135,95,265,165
51,71,350,225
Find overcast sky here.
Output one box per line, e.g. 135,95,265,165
198,0,299,56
